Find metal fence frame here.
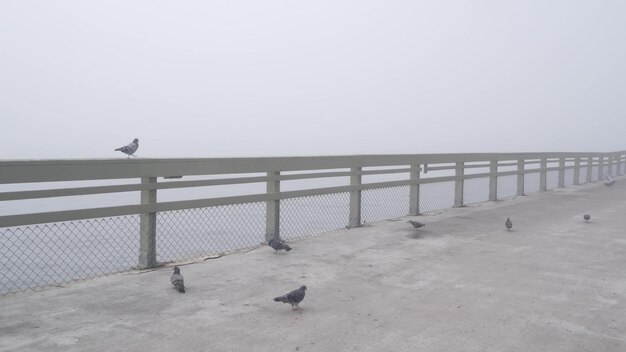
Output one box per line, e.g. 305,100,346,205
2,152,625,270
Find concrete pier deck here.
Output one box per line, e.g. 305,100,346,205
2,181,626,352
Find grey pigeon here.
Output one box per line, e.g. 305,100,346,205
505,217,512,231
268,238,292,253
583,214,591,222
407,220,425,229
115,138,139,158
603,175,615,187
170,266,185,293
274,285,306,310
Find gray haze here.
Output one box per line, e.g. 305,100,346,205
1,1,625,159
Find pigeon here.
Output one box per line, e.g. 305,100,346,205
115,138,139,158
407,220,426,229
583,214,591,222
505,217,512,231
603,175,615,187
273,285,307,310
268,238,292,253
170,266,185,293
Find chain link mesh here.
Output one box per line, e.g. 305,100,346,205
361,186,410,223
497,175,517,199
156,203,266,263
546,171,559,189
280,193,349,241
579,167,588,184
0,216,139,295
564,169,574,186
524,172,540,193
420,181,455,212
2,164,609,295
464,178,489,204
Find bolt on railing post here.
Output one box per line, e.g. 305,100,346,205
349,167,362,227
265,171,280,242
573,157,581,185
139,177,157,269
558,158,565,188
598,156,604,180
488,160,498,201
454,162,464,207
539,158,547,191
586,156,593,183
409,164,421,216
516,159,525,196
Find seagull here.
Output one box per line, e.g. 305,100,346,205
268,238,292,253
407,220,426,229
274,285,307,310
583,214,591,222
115,138,139,158
170,266,185,293
603,175,615,187
505,217,512,231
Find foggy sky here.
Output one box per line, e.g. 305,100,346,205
1,1,625,159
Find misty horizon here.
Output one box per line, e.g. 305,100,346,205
2,1,625,159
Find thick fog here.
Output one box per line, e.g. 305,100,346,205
1,1,625,159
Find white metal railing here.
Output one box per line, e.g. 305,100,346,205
1,151,625,270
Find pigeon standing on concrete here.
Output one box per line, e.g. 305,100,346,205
583,214,591,222
268,238,292,253
115,138,139,158
603,175,615,187
273,285,307,310
170,266,185,293
407,220,426,229
505,217,512,231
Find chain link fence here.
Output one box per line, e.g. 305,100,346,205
0,215,138,295
280,193,350,241
420,181,455,213
464,178,489,205
362,186,410,224
1,164,615,295
524,172,540,193
156,203,266,263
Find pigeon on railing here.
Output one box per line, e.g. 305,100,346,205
170,266,185,293
274,285,307,310
505,217,512,231
583,214,591,222
115,138,139,158
407,220,426,229
603,175,615,187
268,238,292,253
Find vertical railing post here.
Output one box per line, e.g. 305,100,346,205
454,162,464,207
516,159,525,196
488,160,498,201
573,157,580,185
265,171,280,241
139,177,157,269
608,154,614,177
558,158,565,188
409,164,421,216
586,156,593,183
598,156,604,180
619,154,624,176
349,167,362,228
539,158,547,191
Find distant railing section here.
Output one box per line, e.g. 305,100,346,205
1,152,625,293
